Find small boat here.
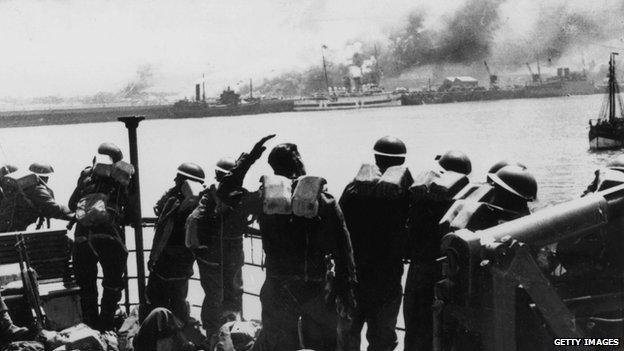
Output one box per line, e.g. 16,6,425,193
588,52,624,150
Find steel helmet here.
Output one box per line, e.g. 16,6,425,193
177,162,205,183
489,165,537,201
0,164,18,177
373,136,406,157
607,155,624,172
216,157,236,173
268,143,306,178
29,162,54,176
487,160,527,174
436,150,472,175
98,142,123,163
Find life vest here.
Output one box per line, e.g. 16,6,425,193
410,169,469,202
261,175,326,218
75,159,134,228
0,170,40,232
347,164,413,199
452,182,496,202
407,169,469,261
439,199,523,235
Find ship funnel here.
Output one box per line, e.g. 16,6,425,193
195,84,201,102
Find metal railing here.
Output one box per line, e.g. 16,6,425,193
96,216,407,335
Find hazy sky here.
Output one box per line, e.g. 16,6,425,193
0,0,455,98
0,0,617,99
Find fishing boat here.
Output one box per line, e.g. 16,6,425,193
588,52,624,150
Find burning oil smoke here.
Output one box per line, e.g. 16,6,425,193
252,0,624,96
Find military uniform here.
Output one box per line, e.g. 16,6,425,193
0,179,71,233
144,185,199,324
187,184,250,338
69,166,131,331
339,168,410,351
217,149,357,351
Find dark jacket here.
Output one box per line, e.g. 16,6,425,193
149,184,200,266
217,152,357,307
6,180,71,232
188,184,254,244
339,181,409,294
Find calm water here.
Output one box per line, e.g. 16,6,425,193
0,94,618,338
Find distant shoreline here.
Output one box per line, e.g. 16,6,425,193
0,100,294,128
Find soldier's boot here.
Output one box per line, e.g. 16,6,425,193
0,310,29,341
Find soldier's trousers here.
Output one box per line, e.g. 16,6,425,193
251,277,345,351
345,281,402,351
145,246,195,324
195,237,244,337
403,261,438,351
74,235,128,331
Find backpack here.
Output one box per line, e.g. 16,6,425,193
0,170,40,232
75,160,134,228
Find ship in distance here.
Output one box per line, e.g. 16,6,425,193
588,52,624,150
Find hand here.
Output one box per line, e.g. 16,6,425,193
249,134,276,159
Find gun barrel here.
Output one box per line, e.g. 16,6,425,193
478,184,624,248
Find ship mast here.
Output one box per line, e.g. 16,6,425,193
609,52,619,121
321,45,330,92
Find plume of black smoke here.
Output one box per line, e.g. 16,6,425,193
388,0,501,71
252,0,624,96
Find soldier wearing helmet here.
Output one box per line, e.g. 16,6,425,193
0,162,72,233
340,136,412,351
69,143,134,331
215,135,356,351
403,150,472,351
185,156,252,342
436,164,537,350
143,162,206,324
436,150,472,175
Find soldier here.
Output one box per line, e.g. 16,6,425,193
0,162,72,233
216,136,357,351
143,163,206,324
186,157,250,340
340,136,412,351
403,150,472,351
69,142,134,331
436,164,537,351
0,291,29,342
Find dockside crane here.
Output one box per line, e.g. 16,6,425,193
483,61,498,90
